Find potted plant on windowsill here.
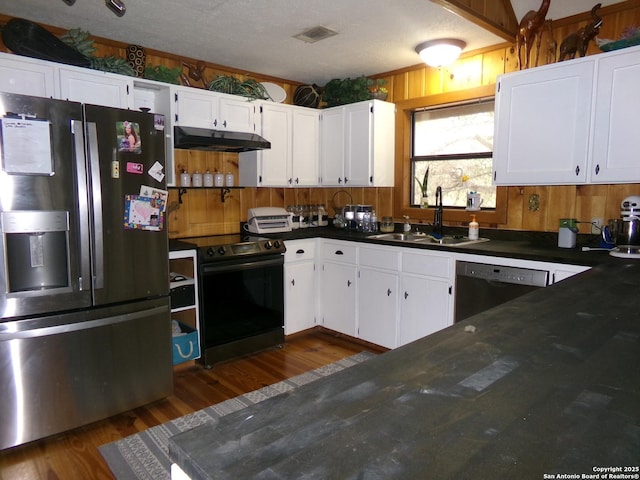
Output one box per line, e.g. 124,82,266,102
415,167,429,208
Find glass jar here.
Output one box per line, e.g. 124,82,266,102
380,216,394,233
180,170,191,187
287,205,300,230
214,172,224,187
203,170,214,187
318,204,328,227
299,205,309,228
225,172,234,187
192,170,203,187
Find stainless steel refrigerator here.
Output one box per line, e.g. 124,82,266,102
0,92,172,450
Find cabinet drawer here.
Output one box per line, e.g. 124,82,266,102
359,246,400,271
402,251,450,278
322,241,357,264
284,239,316,263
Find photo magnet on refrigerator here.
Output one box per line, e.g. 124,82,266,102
126,162,144,174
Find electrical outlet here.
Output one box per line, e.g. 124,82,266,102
591,217,604,234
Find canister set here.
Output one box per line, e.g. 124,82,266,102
180,170,234,188
287,204,329,229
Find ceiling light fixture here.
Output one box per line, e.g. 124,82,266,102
415,39,466,68
105,0,126,17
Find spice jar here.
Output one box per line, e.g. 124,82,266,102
380,216,394,233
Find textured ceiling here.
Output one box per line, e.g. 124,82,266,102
0,1,622,85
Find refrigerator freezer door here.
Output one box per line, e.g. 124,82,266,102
0,296,172,450
0,93,92,320
84,105,169,306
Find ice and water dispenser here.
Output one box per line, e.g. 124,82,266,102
1,210,70,292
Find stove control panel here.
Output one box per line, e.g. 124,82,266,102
202,239,285,260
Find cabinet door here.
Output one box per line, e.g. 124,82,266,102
358,268,398,349
59,67,132,108
321,262,356,337
345,101,372,186
174,87,217,128
291,107,320,186
0,53,57,98
258,103,292,186
591,47,640,183
399,274,451,346
284,261,316,335
493,60,594,185
320,107,345,186
218,95,255,133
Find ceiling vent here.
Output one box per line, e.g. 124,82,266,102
293,26,338,44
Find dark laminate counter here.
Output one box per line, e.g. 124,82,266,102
169,241,640,478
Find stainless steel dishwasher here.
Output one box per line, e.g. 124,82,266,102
455,261,549,323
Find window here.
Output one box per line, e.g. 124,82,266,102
411,101,495,208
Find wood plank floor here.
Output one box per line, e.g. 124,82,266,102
0,329,383,480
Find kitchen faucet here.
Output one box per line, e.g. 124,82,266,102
433,186,443,237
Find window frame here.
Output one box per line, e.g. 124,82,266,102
410,99,496,209
393,85,508,226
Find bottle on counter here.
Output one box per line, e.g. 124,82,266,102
468,214,479,240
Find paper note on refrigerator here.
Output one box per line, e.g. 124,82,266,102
0,118,54,175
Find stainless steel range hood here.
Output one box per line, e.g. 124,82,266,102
174,126,271,152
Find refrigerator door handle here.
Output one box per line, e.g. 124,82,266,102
0,305,168,340
72,119,92,291
86,122,104,289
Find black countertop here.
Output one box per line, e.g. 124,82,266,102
169,227,640,479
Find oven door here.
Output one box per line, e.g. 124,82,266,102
199,254,284,362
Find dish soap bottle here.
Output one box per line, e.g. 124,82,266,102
468,214,479,240
403,215,411,232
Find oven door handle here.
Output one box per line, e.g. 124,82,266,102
201,256,283,274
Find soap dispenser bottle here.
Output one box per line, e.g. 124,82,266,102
468,214,479,240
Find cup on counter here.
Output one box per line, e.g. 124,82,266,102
466,192,483,211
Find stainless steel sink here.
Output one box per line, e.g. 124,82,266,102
368,232,489,247
367,233,426,242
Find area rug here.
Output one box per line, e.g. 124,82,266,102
99,351,376,480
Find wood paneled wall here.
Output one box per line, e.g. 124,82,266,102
2,2,640,238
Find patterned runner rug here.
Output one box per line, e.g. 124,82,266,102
99,351,376,480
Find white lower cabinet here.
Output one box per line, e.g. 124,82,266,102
399,249,453,347
284,239,317,335
357,245,401,349
320,240,357,337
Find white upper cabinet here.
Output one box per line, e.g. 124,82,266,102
319,106,346,186
590,46,640,183
494,44,640,186
58,66,133,108
321,99,395,187
172,86,255,133
0,52,57,98
493,60,594,185
239,102,319,187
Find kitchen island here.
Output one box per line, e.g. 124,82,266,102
169,255,640,479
